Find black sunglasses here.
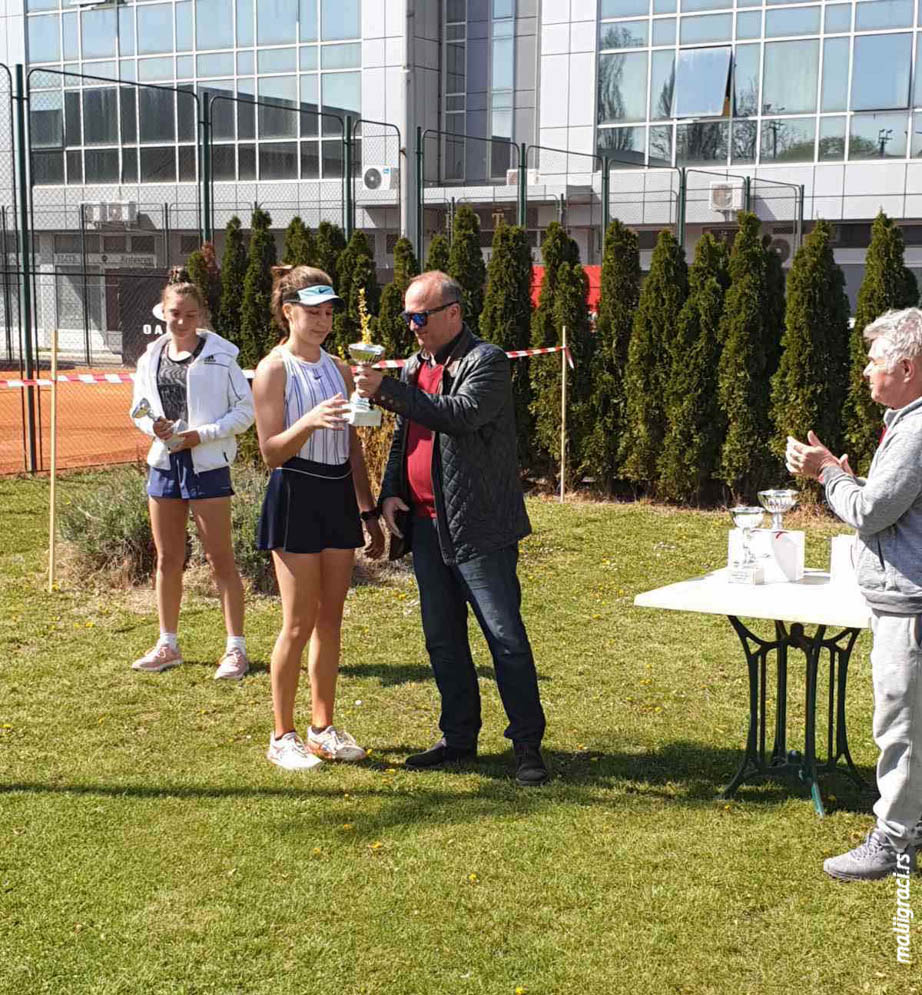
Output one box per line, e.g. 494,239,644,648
400,299,459,328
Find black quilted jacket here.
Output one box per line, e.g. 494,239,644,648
376,325,531,565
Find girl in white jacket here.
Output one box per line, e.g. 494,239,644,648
129,268,254,678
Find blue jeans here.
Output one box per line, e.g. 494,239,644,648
411,515,546,749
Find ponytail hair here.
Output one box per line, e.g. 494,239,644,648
270,264,334,343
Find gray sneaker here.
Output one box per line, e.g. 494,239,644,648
823,829,917,882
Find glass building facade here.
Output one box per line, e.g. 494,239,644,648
25,0,362,185
596,0,922,167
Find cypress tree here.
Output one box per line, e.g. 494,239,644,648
425,233,451,273
659,233,730,503
769,220,850,485
531,260,593,485
619,229,688,487
330,230,379,357
314,220,346,286
529,223,580,471
238,207,277,369
216,216,247,344
582,220,641,491
843,211,919,472
763,238,787,376
377,237,420,358
448,204,487,332
717,212,781,497
185,241,221,323
479,223,534,459
282,216,315,266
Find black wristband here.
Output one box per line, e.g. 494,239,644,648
360,509,380,522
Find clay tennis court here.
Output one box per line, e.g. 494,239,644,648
0,369,146,475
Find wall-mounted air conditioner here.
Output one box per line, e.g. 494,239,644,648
708,180,745,212
362,165,399,191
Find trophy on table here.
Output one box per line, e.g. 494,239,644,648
131,396,187,451
728,506,765,584
346,287,385,428
758,489,799,531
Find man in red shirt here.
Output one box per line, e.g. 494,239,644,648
355,271,548,785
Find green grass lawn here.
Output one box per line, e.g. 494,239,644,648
1,473,919,995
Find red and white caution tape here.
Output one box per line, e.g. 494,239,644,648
0,344,574,388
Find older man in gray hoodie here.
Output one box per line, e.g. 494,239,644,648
788,307,922,880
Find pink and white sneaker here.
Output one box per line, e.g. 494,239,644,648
131,642,182,673
214,647,250,680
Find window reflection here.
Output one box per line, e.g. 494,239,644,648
140,146,176,182
855,0,912,31
818,117,846,161
733,43,759,117
736,11,760,39
822,38,848,113
849,112,908,159
237,0,254,45
322,71,361,123
852,34,912,111
301,141,320,178
649,51,674,120
600,21,648,49
652,19,675,46
911,112,922,157
139,88,176,144
82,9,116,59
732,119,757,163
85,149,119,183
598,125,646,166
299,0,318,41
258,0,298,46
196,0,234,49
602,0,648,15
760,117,815,162
29,14,60,62
598,52,648,123
321,0,360,40
824,4,851,32
673,47,730,118
764,6,820,37
176,3,194,52
649,124,673,165
675,121,728,164
138,5,174,56
762,39,818,114
83,89,119,145
259,142,298,179
258,77,298,139
679,13,732,45
63,12,79,61
30,92,63,150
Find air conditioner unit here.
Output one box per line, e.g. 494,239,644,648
768,235,793,264
362,165,399,191
506,168,541,185
708,180,745,213
82,201,139,225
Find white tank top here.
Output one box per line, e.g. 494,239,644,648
278,347,350,465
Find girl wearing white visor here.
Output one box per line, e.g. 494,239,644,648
253,266,385,771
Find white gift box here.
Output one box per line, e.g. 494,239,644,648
727,528,805,583
829,534,859,587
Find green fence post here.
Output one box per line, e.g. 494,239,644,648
796,184,805,252
201,94,211,243
344,115,354,239
743,175,752,213
677,167,687,249
14,64,36,473
601,155,610,242
518,142,527,227
415,126,423,261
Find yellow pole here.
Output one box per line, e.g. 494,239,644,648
559,325,567,504
48,328,58,593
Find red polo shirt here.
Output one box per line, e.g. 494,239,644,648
406,360,444,518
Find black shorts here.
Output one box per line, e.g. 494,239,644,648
256,457,363,555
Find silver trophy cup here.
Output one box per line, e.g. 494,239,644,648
758,489,798,531
729,505,765,584
131,396,186,450
347,341,386,428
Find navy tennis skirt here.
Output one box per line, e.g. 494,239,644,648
257,456,363,555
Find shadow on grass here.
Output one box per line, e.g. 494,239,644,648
1,741,877,827
338,662,495,685
180,658,271,675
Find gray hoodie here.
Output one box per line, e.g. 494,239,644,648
822,395,922,614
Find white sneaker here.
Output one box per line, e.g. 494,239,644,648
214,647,249,680
266,732,323,771
307,725,367,762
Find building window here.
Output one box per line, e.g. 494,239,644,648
28,14,60,63
138,4,175,57
673,47,730,118
675,121,729,165
321,0,360,41
762,39,818,115
598,52,649,123
849,112,908,159
760,117,815,163
196,0,234,50
851,34,912,111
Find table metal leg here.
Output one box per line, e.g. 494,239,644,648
722,615,865,814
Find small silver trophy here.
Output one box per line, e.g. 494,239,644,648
131,396,186,451
729,506,765,584
757,489,799,531
346,288,385,428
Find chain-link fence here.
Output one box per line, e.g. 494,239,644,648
607,164,682,240
352,118,402,269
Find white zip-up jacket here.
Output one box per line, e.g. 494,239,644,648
130,329,254,473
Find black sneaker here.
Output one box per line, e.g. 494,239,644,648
405,738,477,770
514,743,549,786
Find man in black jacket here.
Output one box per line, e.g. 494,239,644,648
354,271,548,785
